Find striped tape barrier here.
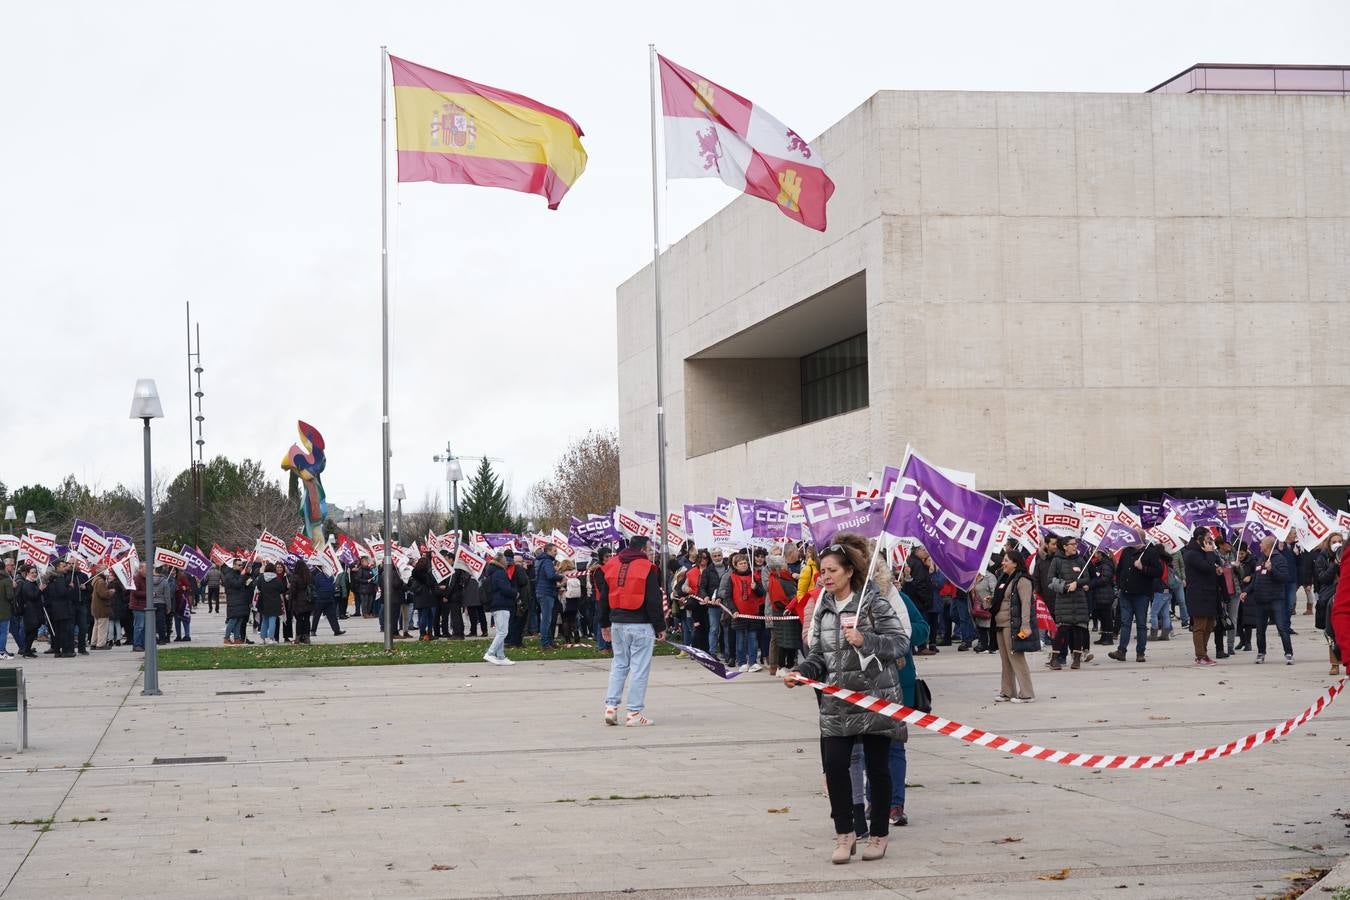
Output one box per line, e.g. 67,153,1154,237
790,674,1347,768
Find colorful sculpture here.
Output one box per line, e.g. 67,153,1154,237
281,420,327,543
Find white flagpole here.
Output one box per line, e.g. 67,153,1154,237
648,44,671,599
379,45,394,652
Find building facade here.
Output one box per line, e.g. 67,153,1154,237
616,73,1350,510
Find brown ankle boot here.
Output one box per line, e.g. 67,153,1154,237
1070,651,1081,669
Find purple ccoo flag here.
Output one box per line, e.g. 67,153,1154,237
882,448,1003,591
179,545,212,580
798,492,885,548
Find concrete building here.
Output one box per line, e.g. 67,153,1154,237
616,65,1350,510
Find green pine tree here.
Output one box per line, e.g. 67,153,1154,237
457,459,515,534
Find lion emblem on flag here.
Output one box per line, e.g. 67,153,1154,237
431,101,477,150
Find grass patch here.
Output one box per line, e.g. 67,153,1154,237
157,638,676,671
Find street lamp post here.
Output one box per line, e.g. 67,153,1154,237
24,511,36,527
356,501,367,539
393,484,406,543
130,378,164,697
432,443,464,541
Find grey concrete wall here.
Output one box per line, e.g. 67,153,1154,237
617,90,1350,509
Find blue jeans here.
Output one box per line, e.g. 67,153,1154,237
681,610,695,645
888,741,907,808
225,617,245,641
593,609,610,651
1285,582,1298,620
1169,575,1189,624
1117,593,1150,654
1150,592,1172,633
538,595,556,647
132,610,147,649
705,605,722,658
417,607,435,636
735,628,759,666
605,623,655,713
953,600,976,644
487,609,511,659
261,615,279,641
7,616,23,654
0,619,9,654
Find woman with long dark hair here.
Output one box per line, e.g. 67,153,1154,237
287,561,313,645
992,549,1037,703
784,533,908,864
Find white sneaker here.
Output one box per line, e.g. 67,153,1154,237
499,657,515,666
738,664,749,673
1010,696,1036,704
625,711,654,726
604,706,619,726
749,663,763,673
483,653,499,665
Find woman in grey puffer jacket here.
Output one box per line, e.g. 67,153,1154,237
785,533,909,865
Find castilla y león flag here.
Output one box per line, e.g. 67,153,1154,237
658,54,834,231
389,55,587,210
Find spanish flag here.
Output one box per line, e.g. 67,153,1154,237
390,56,587,209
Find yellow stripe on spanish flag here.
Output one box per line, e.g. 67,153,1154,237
390,56,587,209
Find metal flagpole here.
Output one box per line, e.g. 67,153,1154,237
648,44,671,606
380,45,394,652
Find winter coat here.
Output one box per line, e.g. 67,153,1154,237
795,584,910,740
596,548,664,630
1085,554,1115,610
893,588,930,708
256,573,287,617
0,575,14,621
223,569,253,618
904,552,935,612
410,565,438,610
45,573,79,620
534,552,562,600
312,570,338,605
204,567,223,592
1298,547,1318,586
1181,540,1224,619
718,569,765,630
1116,544,1163,596
287,574,314,615
1314,549,1339,606
796,559,819,597
768,570,801,649
1048,552,1089,625
130,573,148,611
151,574,174,609
1248,549,1294,607
460,573,483,608
352,566,377,598
90,574,114,619
483,561,519,613
17,578,44,626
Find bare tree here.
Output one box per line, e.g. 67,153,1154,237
527,429,620,533
402,489,445,544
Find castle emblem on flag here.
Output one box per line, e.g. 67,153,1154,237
693,79,716,115
430,101,476,150
776,169,802,211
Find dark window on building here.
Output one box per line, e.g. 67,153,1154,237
800,332,868,424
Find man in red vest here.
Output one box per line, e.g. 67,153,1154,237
598,536,664,726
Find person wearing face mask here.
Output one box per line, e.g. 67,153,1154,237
1314,534,1343,676
783,533,908,864
1249,536,1295,664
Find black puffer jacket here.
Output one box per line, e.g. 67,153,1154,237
1116,545,1163,596
44,574,79,621
1248,549,1293,607
796,584,910,741
223,568,253,618
256,572,287,617
1048,552,1088,625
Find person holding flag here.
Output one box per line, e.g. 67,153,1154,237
783,533,908,864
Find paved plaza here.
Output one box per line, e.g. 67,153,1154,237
0,612,1345,899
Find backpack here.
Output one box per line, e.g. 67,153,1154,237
564,576,581,599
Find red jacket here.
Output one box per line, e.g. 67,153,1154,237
130,573,148,611
1332,552,1350,662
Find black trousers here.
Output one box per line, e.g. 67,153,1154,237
311,603,340,635
444,600,464,637
1053,624,1091,658
821,733,891,837
207,588,220,613
155,606,169,642
52,617,75,655
466,607,487,636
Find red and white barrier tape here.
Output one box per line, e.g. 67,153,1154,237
791,675,1347,768
716,602,800,622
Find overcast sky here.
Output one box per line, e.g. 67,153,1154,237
2,1,1345,517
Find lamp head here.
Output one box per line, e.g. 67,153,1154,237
24,510,36,525
129,378,164,419
3,506,13,522
446,459,464,482
393,484,406,502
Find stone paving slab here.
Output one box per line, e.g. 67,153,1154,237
0,607,1344,898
